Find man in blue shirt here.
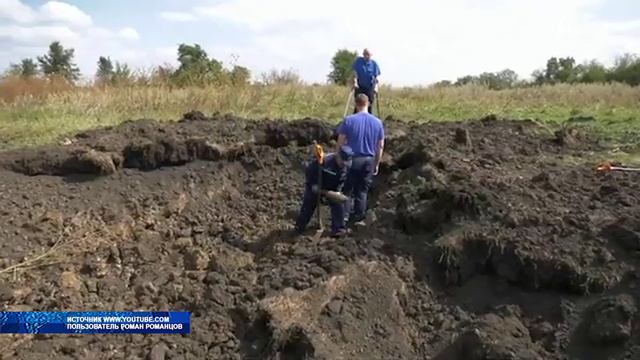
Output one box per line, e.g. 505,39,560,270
337,94,385,224
295,145,354,237
352,48,381,114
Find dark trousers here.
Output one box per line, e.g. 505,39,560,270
295,185,345,233
343,156,375,222
354,87,375,114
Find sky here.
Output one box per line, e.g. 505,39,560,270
0,0,639,86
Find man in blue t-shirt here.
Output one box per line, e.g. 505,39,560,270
352,48,381,114
336,94,385,224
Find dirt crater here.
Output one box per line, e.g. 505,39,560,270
0,112,638,360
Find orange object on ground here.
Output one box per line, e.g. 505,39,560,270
314,143,324,165
596,161,640,172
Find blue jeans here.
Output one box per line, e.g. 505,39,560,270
343,156,375,222
295,185,345,233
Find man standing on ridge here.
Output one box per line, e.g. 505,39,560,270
337,94,385,225
352,48,380,114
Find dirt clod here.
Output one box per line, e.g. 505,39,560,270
59,271,82,291
441,312,547,359
602,217,640,251
554,127,582,147
209,244,254,274
147,343,168,360
256,261,413,359
586,295,637,345
454,128,473,147
184,249,210,271
0,281,13,302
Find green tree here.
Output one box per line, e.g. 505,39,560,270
229,65,251,86
454,69,518,89
544,57,560,83
95,57,133,85
37,41,81,82
477,72,498,88
574,60,608,83
495,69,519,88
540,57,578,84
7,58,38,78
609,53,640,86
455,75,476,86
557,57,577,83
96,56,114,84
173,43,224,86
328,49,357,85
112,62,132,85
432,80,452,88
260,68,302,85
531,69,545,85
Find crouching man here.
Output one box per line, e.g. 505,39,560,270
295,145,354,237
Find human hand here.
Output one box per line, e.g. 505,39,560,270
373,165,379,176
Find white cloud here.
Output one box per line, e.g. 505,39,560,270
0,1,142,81
2,0,639,85
155,46,178,60
0,0,36,23
39,1,92,27
187,0,638,85
86,26,114,40
118,27,140,41
0,24,80,44
0,0,93,27
160,11,198,22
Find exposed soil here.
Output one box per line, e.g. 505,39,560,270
0,112,639,360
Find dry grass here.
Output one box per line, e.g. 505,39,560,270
0,76,72,102
0,209,132,281
1,77,640,149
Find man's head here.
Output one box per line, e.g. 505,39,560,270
363,48,371,61
355,93,369,112
336,145,353,168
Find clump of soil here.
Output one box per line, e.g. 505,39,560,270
0,112,638,360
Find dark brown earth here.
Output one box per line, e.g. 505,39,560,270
0,111,639,359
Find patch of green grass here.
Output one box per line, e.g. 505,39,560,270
1,83,640,149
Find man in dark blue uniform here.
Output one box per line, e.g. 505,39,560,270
337,94,385,225
352,48,381,114
295,145,354,237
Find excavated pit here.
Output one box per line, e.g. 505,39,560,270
0,112,639,360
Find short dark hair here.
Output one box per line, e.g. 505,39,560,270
355,94,369,107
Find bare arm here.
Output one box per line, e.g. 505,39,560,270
374,138,384,174
337,134,347,151
373,62,381,91
352,60,358,88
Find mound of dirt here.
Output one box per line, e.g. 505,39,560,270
437,306,549,359
253,261,413,359
0,112,638,360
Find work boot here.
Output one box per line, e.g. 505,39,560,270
293,225,305,237
330,229,350,238
347,214,366,226
353,220,366,228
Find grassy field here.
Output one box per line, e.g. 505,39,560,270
1,81,640,149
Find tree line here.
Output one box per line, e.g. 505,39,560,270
4,42,640,88
4,42,254,87
434,55,640,90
